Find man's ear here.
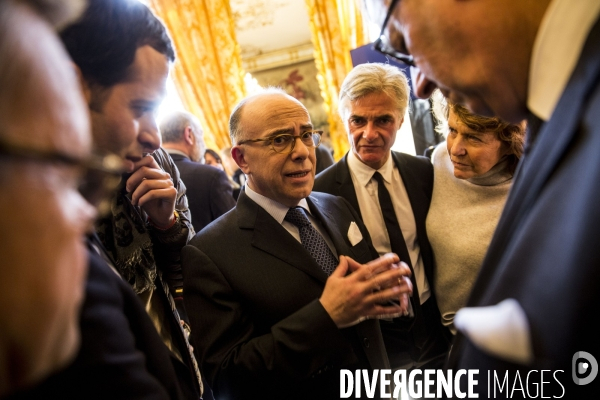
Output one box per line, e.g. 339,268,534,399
183,126,195,146
231,145,249,174
397,116,405,130
72,62,92,105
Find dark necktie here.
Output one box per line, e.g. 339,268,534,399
372,172,421,311
284,207,338,275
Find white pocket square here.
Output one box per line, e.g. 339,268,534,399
454,298,533,365
347,221,363,246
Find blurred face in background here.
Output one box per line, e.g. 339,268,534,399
204,150,224,171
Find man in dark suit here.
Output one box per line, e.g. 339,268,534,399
161,111,236,232
60,0,201,397
315,143,335,174
366,0,600,396
182,88,414,400
314,63,450,373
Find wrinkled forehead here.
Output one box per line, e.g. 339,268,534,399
242,94,312,137
1,5,91,158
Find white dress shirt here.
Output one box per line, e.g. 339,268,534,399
244,185,338,257
347,151,430,304
528,0,600,121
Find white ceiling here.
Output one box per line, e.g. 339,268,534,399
230,0,313,59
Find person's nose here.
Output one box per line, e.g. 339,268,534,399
410,66,438,99
138,114,161,153
362,121,378,141
290,136,309,160
450,136,467,157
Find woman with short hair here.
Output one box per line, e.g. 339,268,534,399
427,90,525,333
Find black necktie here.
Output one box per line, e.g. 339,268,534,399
372,172,421,310
284,207,338,275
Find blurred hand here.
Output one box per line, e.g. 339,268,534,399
126,155,177,228
319,254,412,328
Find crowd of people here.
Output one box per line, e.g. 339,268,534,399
1,0,598,399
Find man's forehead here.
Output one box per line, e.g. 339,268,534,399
2,4,91,158
124,45,169,86
349,92,399,112
243,94,311,134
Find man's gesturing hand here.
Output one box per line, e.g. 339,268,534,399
319,254,412,328
126,155,177,228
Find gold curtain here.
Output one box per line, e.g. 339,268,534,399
147,0,247,151
305,0,369,160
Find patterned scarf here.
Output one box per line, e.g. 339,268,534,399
95,178,156,294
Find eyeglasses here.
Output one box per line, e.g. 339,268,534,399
372,0,415,67
238,130,323,154
0,139,126,217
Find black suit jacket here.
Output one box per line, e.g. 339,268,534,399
182,190,390,400
8,251,183,400
449,17,600,398
169,153,236,233
314,151,450,367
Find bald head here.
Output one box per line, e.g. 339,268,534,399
229,88,309,144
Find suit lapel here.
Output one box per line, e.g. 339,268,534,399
306,195,353,257
307,196,391,370
236,191,328,284
335,154,363,221
392,152,434,278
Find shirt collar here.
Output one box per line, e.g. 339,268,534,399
528,0,600,121
347,150,395,186
164,148,189,159
244,184,310,224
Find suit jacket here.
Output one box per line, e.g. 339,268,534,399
182,190,390,400
315,144,335,174
314,151,450,368
449,17,600,398
169,153,236,233
8,250,182,400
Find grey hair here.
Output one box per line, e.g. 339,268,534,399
338,63,410,119
229,87,288,144
159,110,203,143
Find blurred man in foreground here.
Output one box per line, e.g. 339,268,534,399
0,0,92,394
366,0,600,396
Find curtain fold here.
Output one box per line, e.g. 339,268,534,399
148,0,247,151
305,0,369,160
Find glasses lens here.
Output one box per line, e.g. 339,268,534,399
271,135,294,153
304,131,322,147
374,35,414,66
